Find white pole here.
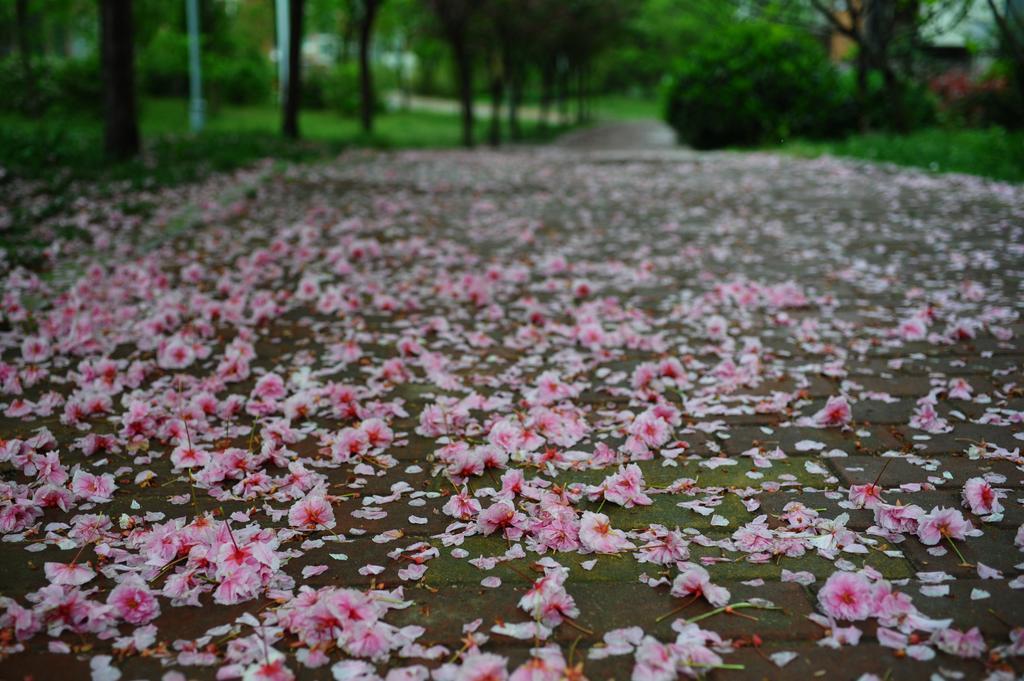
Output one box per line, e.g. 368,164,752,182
276,0,290,103
186,0,204,132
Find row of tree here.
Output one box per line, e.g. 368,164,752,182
20,0,1022,158
744,0,1024,128
91,0,633,158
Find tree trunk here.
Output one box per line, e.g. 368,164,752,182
16,0,31,73
100,0,140,160
985,0,1024,101
861,0,907,130
575,66,584,125
863,0,889,61
452,34,474,148
882,65,905,131
855,49,869,131
489,67,503,147
358,0,379,133
557,66,569,124
507,71,522,141
539,64,553,129
282,0,304,139
16,0,37,112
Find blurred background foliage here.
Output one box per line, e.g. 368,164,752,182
0,0,1021,180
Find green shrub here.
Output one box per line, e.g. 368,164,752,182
325,63,374,116
205,54,272,106
947,60,1024,129
304,63,380,116
0,57,102,116
138,27,190,97
139,28,271,106
50,58,103,116
301,66,330,109
664,23,851,149
0,58,53,114
849,69,937,132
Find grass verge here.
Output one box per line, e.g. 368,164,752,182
0,97,573,189
0,99,573,269
775,127,1024,184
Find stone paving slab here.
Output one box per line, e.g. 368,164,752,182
0,141,1022,680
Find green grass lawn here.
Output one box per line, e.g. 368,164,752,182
0,98,570,269
0,98,570,190
140,98,517,147
589,95,662,121
1,94,653,194
776,127,1024,184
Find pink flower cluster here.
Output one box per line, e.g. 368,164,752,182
517,563,579,628
585,464,653,508
670,564,730,607
816,569,985,659
632,624,727,680
273,585,423,661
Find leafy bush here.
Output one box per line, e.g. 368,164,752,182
302,66,331,110
322,64,363,115
664,23,851,149
138,27,190,97
0,57,102,116
0,59,49,114
851,70,937,132
49,58,104,116
304,63,380,116
930,64,1024,129
139,28,270,106
328,63,383,116
205,54,272,107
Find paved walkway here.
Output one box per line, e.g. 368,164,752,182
1,129,1022,680
553,120,677,150
384,91,575,124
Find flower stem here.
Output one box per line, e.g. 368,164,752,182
568,635,582,665
945,535,972,566
148,554,188,585
655,594,700,623
987,608,1012,627
319,521,343,542
564,617,594,636
686,602,779,625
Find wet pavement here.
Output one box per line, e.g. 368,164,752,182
0,128,1023,680
552,121,678,150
